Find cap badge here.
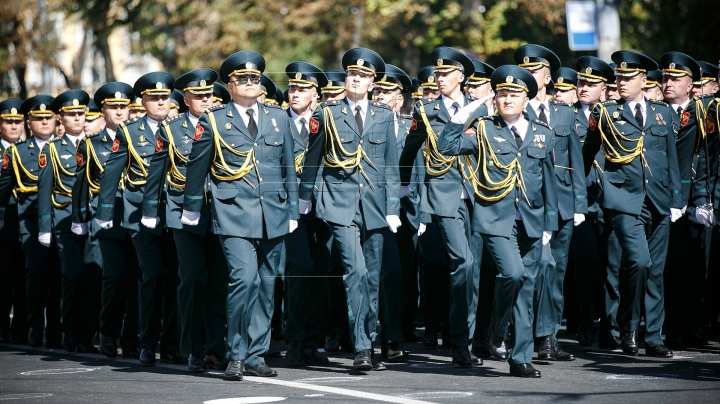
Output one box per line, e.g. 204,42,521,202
115,91,122,99
620,62,627,69
585,67,593,75
156,82,163,89
39,104,46,111
437,59,443,66
357,59,364,66
245,62,253,70
381,75,387,82
428,76,435,83
72,99,79,106
10,108,17,114
669,62,676,69
295,72,302,80
200,79,206,87
328,80,333,87
506,76,514,84
523,56,530,64
558,77,564,84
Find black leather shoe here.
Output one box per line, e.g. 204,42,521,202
471,337,491,358
139,349,156,365
99,335,117,358
422,331,438,348
578,327,594,347
263,348,282,359
224,360,243,381
62,335,77,352
204,353,228,370
554,343,574,361
188,353,206,372
470,351,483,367
451,347,472,368
537,336,555,360
353,350,372,371
160,352,188,364
598,334,622,350
302,347,330,364
683,331,709,346
621,331,638,356
510,363,541,378
386,342,406,362
76,340,98,354
324,335,340,353
645,344,673,358
244,362,277,377
28,330,43,348
121,346,141,359
285,341,304,367
45,338,63,349
487,326,508,361
371,353,386,371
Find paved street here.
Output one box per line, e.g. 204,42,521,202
1,329,719,404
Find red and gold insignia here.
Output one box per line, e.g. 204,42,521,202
707,116,716,133
464,127,476,137
411,118,417,130
194,125,204,140
2,153,8,169
680,111,690,126
38,154,47,168
111,138,120,152
309,118,319,134
155,137,164,152
588,116,597,131
76,152,83,166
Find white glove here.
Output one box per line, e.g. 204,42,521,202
71,222,88,235
289,219,298,233
141,216,159,229
450,97,493,124
418,222,426,236
695,208,714,228
386,215,402,233
400,186,410,198
585,175,592,187
542,231,552,246
0,220,4,231
573,213,585,227
38,232,52,247
299,199,312,215
181,210,200,226
670,208,682,223
681,200,688,216
95,218,113,229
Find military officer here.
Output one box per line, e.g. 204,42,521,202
37,89,103,353
399,47,482,367
71,82,141,359
213,82,232,106
168,89,187,118
142,68,230,372
84,99,105,135
551,67,578,104
690,62,719,98
438,65,558,377
0,95,62,348
605,64,620,101
128,97,146,119
96,72,184,366
181,51,299,380
281,61,333,367
321,70,347,102
643,70,664,101
372,64,414,360
465,60,495,109
410,78,422,102
0,99,29,344
417,66,441,100
582,50,683,358
298,47,400,371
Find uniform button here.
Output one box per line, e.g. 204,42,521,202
645,179,649,183
642,148,646,152
231,143,235,147
517,152,522,157
260,196,264,200
30,169,33,172
359,140,363,144
66,164,69,167
305,148,309,152
497,149,500,152
254,142,258,147
641,132,645,136
259,178,263,182
359,184,364,188
597,179,600,184
515,198,519,203
142,152,146,156
162,199,166,204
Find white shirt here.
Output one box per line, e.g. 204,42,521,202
34,138,47,150
145,116,161,135
289,108,311,134
232,102,260,129
1,139,11,149
670,98,690,115
394,113,399,138
529,99,551,126
346,97,369,126
106,127,117,141
65,133,84,147
504,116,530,220
581,103,592,120
627,99,648,126
187,113,200,130
441,95,463,117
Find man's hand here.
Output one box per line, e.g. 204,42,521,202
542,231,552,246
299,199,313,215
400,186,410,198
181,210,200,226
38,232,52,247
386,215,402,233
95,219,113,230
289,220,298,233
670,208,682,223
418,223,426,236
71,222,88,235
695,207,714,228
585,175,592,187
573,213,585,227
141,216,159,229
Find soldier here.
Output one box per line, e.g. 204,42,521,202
690,62,719,98
128,97,146,120
181,51,299,380
36,89,103,353
643,70,664,101
281,61,333,367
71,82,141,359
0,99,29,344
372,64,413,360
438,64,557,378
514,44,585,362
96,72,184,366
168,89,187,118
417,66,441,100
321,70,347,102
84,100,105,135
552,67,579,104
582,51,683,358
298,47,400,371
213,82,232,106
605,64,621,101
399,47,482,367
410,78,422,103
141,68,230,372
465,60,495,110
0,95,62,349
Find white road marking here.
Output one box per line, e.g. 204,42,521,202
304,394,324,397
204,398,286,404
294,376,365,384
606,373,679,380
0,393,53,401
21,368,101,376
244,377,438,404
401,392,473,399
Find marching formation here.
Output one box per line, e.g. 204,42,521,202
1,44,719,380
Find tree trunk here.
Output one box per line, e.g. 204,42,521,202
13,65,27,100
96,32,115,82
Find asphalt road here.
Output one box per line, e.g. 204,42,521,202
1,330,719,404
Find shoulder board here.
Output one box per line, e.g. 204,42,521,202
398,113,412,119
263,102,281,109
206,104,225,113
533,119,551,129
693,93,715,101
49,136,63,143
550,100,573,108
122,117,140,127
164,114,183,124
86,131,101,139
466,96,477,102
321,100,342,107
649,99,668,107
421,99,436,106
371,102,392,111
13,139,26,147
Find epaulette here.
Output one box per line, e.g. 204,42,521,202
263,102,281,109
649,99,669,107
321,100,341,107
692,93,715,101
551,100,573,108
371,101,392,111
466,96,477,102
86,131,101,139
48,136,63,143
398,112,412,119
600,100,617,106
533,119,551,129
122,117,140,127
206,104,225,113
164,114,183,124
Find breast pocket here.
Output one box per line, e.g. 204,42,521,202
263,135,283,161
368,136,386,159
553,126,570,151
525,147,546,174
650,126,667,151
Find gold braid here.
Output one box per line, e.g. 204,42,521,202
162,121,188,189
420,103,458,176
207,111,255,181
47,142,74,208
294,151,305,173
321,106,376,187
596,103,651,175
9,145,38,194
121,124,150,186
85,138,103,195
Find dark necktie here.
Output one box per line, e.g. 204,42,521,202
247,109,258,139
451,101,460,117
676,106,683,116
538,104,548,125
299,117,309,145
511,126,523,148
634,103,644,128
355,105,364,134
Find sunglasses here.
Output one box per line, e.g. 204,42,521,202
231,76,261,85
